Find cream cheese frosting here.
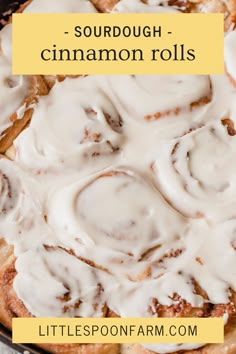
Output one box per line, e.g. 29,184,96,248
0,56,29,130
0,0,97,132
0,17,28,131
0,23,30,130
14,76,123,171
1,1,236,354
111,0,177,13
23,0,97,13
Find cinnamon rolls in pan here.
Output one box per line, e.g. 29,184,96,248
0,1,236,354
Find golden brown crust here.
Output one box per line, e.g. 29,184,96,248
39,343,120,354
144,93,212,121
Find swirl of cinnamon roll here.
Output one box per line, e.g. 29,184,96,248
0,248,119,354
105,218,236,354
0,6,50,153
0,55,48,153
14,76,124,171
12,247,109,318
152,120,236,221
105,75,212,122
0,160,19,218
46,169,185,276
103,0,213,119
0,48,32,149
0,158,47,252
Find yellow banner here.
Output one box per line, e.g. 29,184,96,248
12,317,224,344
12,13,224,75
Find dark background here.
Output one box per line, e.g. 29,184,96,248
0,0,27,28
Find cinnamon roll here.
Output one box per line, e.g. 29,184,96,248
14,76,124,171
45,168,185,282
0,0,100,153
0,158,47,250
0,8,48,153
152,120,236,221
0,254,119,354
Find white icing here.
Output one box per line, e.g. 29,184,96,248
225,30,236,81
46,168,185,258
11,64,236,354
0,21,27,130
104,75,211,119
0,23,12,62
0,159,47,251
1,1,236,354
0,25,28,130
15,76,123,171
0,56,29,130
112,0,177,13
14,247,108,318
17,102,27,119
143,343,202,354
23,0,97,13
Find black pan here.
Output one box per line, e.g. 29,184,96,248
0,324,50,354
0,0,26,28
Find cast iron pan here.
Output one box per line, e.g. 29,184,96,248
0,0,48,353
0,324,50,354
0,0,25,28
